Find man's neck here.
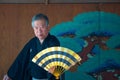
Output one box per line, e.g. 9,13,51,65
38,33,49,44
39,39,44,44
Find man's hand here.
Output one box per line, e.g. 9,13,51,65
3,74,11,80
48,66,55,73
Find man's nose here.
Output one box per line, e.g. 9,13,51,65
38,28,42,31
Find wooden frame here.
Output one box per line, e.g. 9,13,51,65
0,0,120,4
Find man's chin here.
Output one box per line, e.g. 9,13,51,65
37,35,47,40
38,37,44,40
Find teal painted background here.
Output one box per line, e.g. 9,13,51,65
50,11,120,80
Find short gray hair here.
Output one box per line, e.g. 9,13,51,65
31,13,49,28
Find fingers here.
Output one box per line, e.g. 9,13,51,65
48,66,55,74
3,74,11,80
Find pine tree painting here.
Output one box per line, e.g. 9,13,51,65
50,11,120,80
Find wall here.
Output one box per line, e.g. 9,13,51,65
0,3,120,80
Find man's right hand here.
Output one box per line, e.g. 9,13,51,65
3,74,11,80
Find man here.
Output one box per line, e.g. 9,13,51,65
3,13,64,80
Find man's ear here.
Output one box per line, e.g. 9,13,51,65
47,25,50,31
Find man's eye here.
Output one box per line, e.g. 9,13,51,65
42,26,45,28
35,27,38,29
41,25,45,27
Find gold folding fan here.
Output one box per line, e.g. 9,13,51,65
32,47,81,80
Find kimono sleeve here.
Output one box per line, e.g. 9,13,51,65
7,41,31,80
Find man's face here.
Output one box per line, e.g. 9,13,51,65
33,19,49,40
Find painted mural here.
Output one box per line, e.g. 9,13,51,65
50,11,120,80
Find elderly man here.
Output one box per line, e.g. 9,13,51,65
3,13,64,80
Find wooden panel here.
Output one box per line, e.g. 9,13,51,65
0,0,120,3
100,3,120,15
0,3,120,80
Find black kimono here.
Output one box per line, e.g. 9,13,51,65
7,33,64,80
